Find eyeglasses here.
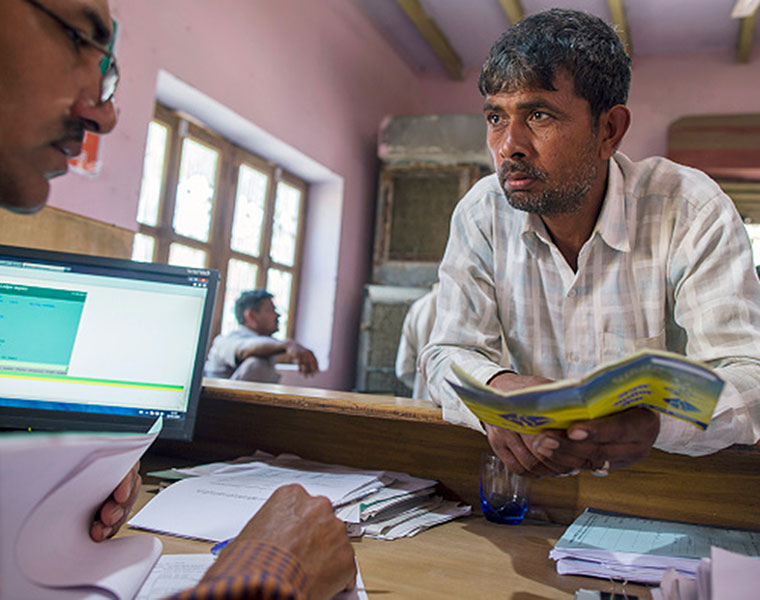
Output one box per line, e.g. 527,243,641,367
23,0,119,104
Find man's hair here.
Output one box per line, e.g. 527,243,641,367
235,289,273,324
478,8,631,120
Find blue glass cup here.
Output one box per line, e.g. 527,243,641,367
479,452,531,524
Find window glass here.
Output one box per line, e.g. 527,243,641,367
231,164,268,257
173,138,219,242
745,223,760,266
221,259,259,335
136,121,168,226
266,268,293,338
131,233,155,262
168,243,207,268
271,181,301,266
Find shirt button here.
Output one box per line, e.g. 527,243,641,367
567,289,577,298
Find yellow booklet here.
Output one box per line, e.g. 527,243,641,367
448,350,723,435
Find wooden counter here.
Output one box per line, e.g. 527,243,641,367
150,379,760,530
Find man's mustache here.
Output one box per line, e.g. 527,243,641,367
498,160,548,182
52,120,86,146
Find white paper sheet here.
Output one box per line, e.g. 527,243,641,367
136,553,369,600
0,422,162,599
712,546,760,600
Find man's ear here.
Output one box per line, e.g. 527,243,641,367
243,307,258,328
598,104,631,160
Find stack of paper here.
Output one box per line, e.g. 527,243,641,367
131,452,470,542
550,509,760,585
652,546,760,600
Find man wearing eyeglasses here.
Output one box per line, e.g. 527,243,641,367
0,2,356,598
0,0,117,214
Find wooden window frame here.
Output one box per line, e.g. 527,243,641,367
136,103,308,342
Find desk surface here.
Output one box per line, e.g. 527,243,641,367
125,484,651,600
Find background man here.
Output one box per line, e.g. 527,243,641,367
0,0,354,597
395,283,438,400
420,8,760,478
205,289,319,382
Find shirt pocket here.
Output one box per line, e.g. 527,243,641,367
600,329,666,364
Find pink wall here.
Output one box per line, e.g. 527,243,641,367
45,1,760,391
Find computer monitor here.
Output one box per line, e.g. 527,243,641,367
0,244,218,441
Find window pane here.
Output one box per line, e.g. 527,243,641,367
131,233,155,262
270,182,301,266
221,259,259,334
168,243,207,268
746,223,760,266
173,137,219,242
136,121,169,226
231,164,268,257
266,268,293,337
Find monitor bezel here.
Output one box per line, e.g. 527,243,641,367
0,243,219,441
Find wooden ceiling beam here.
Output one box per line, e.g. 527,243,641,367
607,0,633,56
737,10,758,63
396,0,463,80
498,0,524,25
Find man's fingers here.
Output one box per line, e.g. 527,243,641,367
533,409,660,474
567,408,660,445
486,425,566,477
113,462,140,503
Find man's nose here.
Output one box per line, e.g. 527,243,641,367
498,121,530,160
70,95,118,135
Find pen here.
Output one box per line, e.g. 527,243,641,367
210,537,234,556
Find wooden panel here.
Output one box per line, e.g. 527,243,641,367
151,383,760,531
737,11,758,63
668,114,760,179
498,0,524,24
607,0,633,56
396,0,463,80
0,205,134,258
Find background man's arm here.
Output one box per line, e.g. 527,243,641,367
237,340,319,376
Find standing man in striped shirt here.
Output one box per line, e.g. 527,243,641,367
420,8,760,477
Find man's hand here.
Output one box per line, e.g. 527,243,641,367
212,484,356,599
485,424,569,477
532,408,661,473
285,342,319,376
485,371,565,477
90,461,141,542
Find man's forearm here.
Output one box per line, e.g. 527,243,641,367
237,341,288,362
487,371,553,393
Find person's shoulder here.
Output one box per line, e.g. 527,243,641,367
452,172,505,217
615,153,727,213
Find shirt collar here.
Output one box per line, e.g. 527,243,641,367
593,154,631,253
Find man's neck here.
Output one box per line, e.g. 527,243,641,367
540,165,609,272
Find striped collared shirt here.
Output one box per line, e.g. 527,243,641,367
420,152,760,456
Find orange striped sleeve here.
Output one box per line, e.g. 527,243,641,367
170,541,307,600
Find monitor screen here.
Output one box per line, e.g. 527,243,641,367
0,244,218,441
